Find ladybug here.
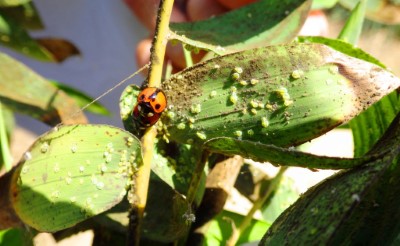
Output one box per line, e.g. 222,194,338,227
132,87,167,127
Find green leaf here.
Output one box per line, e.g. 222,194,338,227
261,156,400,244
311,0,338,9
205,210,271,245
119,84,139,134
297,36,386,68
96,178,191,243
0,1,43,30
0,0,30,7
261,176,300,223
204,137,385,169
161,43,400,148
10,124,141,232
150,141,205,205
0,228,31,246
260,113,400,244
350,91,399,157
142,179,190,242
0,52,87,125
0,13,53,61
169,0,311,55
0,103,12,171
338,0,366,45
50,81,111,116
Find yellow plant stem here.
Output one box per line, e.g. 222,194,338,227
130,0,174,244
147,0,174,87
226,167,288,246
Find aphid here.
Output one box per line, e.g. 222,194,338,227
132,87,167,127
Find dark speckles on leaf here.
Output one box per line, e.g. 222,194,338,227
42,173,48,183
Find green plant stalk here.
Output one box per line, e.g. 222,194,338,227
0,102,12,171
165,61,173,80
226,167,288,246
130,0,174,244
182,44,193,67
186,150,209,205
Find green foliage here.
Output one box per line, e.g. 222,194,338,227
0,52,87,124
11,124,140,232
261,114,400,245
0,228,31,246
160,43,399,147
205,210,271,245
170,0,311,55
0,0,399,245
50,81,111,116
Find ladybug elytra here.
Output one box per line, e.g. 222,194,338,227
133,87,167,127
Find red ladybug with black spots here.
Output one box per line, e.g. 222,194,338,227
132,87,167,127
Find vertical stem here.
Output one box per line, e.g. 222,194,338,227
147,0,174,87
0,102,12,171
186,150,209,205
128,0,174,245
182,44,193,67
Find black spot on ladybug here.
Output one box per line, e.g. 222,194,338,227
155,104,161,110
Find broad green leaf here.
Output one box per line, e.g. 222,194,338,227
0,52,87,125
0,228,31,245
338,0,366,45
205,210,271,245
0,2,43,30
0,0,30,7
150,141,205,206
260,113,400,244
340,0,400,24
261,156,400,244
204,137,385,169
51,81,111,116
161,43,400,148
0,13,53,61
10,124,141,232
142,179,190,242
169,0,311,55
297,36,386,68
97,178,191,243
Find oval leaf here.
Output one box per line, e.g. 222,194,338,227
0,52,87,125
10,124,141,232
161,43,400,147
